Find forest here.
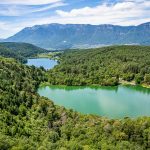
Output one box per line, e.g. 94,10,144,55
0,46,150,149
0,42,46,63
47,45,150,86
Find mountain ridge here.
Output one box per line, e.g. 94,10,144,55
4,22,150,50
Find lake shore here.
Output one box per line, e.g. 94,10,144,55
40,81,150,89
119,79,150,89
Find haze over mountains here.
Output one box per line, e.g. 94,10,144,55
4,22,150,50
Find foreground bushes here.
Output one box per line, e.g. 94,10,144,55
0,57,150,149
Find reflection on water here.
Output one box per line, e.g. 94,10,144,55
38,85,150,119
26,58,57,70
47,85,119,91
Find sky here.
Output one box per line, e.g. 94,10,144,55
0,0,150,38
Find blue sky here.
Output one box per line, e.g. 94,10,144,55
0,0,150,38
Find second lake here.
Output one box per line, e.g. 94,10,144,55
26,58,57,70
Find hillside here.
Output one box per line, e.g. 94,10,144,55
0,57,150,149
4,22,150,49
0,42,46,57
0,42,47,62
47,45,150,86
0,44,26,63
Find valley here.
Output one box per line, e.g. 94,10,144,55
23,45,150,119
34,45,150,118
0,44,150,149
0,1,150,149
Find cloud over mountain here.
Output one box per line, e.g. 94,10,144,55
0,0,149,38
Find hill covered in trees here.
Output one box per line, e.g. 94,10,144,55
47,45,150,86
0,44,26,63
0,42,46,62
0,52,150,149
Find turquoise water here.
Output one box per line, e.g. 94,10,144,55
38,85,150,119
26,58,57,70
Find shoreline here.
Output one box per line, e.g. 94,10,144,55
40,81,150,89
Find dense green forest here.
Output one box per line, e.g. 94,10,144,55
47,46,150,86
0,55,150,149
0,45,26,63
0,42,46,63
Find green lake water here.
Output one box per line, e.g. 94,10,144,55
38,85,150,119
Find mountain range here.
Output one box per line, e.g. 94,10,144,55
4,22,150,50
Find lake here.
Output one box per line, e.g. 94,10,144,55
26,58,57,70
38,85,150,119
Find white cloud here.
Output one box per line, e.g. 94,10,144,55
0,21,18,38
34,2,66,12
0,2,66,16
0,0,62,5
56,0,150,25
0,0,150,38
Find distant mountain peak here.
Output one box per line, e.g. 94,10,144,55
138,22,150,26
4,22,150,50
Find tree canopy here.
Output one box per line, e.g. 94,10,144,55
47,45,150,86
0,53,150,149
0,42,47,63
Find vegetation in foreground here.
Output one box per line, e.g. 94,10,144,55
47,45,150,86
0,56,150,149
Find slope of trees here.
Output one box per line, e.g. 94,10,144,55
47,45,150,86
0,42,47,57
0,57,150,149
0,45,26,63
0,42,47,63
